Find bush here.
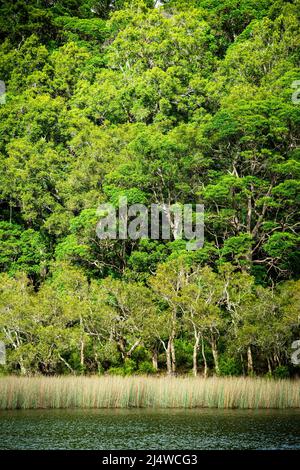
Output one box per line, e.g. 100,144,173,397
219,356,242,376
132,346,149,363
174,339,193,370
0,366,8,377
138,361,156,375
264,371,273,380
107,366,125,376
107,358,137,376
273,365,290,379
123,358,136,375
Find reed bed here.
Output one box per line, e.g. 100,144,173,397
0,376,299,410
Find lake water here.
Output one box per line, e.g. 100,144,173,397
0,408,299,450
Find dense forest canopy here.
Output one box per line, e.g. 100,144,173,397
0,0,299,377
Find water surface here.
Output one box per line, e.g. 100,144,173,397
0,408,299,450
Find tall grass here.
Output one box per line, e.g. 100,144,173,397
0,376,299,410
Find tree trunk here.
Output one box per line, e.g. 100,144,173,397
240,354,245,376
274,353,281,367
166,339,172,376
118,337,126,360
126,339,141,359
267,357,272,374
201,335,208,378
80,340,84,368
19,358,27,376
170,334,176,374
152,349,158,371
94,351,101,373
211,337,219,375
58,354,75,374
80,316,84,370
247,345,253,375
193,333,200,377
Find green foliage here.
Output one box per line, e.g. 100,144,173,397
108,358,136,376
273,365,290,380
0,222,49,277
219,355,243,377
138,361,156,375
174,339,193,370
0,0,299,376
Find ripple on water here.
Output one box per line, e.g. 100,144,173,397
0,408,300,450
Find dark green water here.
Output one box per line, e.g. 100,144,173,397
0,409,299,450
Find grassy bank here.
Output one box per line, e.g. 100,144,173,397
0,376,299,410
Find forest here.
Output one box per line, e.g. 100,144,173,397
0,0,299,378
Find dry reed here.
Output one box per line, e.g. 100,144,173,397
0,376,299,410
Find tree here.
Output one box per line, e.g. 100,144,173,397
0,273,34,375
181,266,224,376
149,257,192,374
100,277,155,362
0,0,299,378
